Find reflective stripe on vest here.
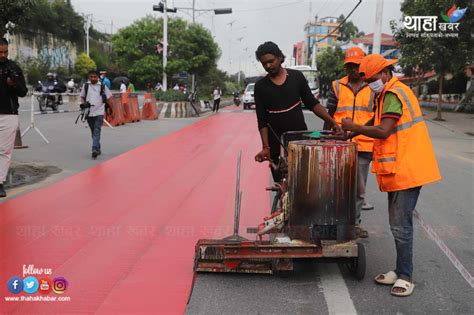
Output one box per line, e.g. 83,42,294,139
336,105,373,113
392,115,424,133
388,87,425,133
378,157,396,163
373,78,441,191
391,87,415,119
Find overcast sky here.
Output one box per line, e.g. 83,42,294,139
71,0,403,76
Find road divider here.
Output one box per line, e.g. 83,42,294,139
141,93,159,120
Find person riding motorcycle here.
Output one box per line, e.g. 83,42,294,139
35,73,66,112
233,91,241,106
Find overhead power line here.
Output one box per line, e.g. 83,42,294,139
317,0,362,43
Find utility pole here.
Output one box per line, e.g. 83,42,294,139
373,0,384,54
311,41,317,70
191,0,196,92
83,14,92,56
154,1,231,91
163,0,168,91
228,20,235,72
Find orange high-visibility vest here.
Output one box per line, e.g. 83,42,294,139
372,76,441,192
332,76,375,152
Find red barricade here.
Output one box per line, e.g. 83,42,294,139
123,93,141,123
104,94,126,127
141,92,159,120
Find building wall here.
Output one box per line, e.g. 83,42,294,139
304,17,340,63
8,31,77,69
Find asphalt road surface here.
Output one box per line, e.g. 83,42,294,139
6,99,474,314
187,109,474,315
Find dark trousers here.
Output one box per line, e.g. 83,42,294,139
213,98,221,112
87,115,103,152
388,186,421,279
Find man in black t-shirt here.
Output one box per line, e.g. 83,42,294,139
253,41,341,181
0,38,27,197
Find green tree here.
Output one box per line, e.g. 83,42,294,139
392,0,473,120
337,15,362,42
75,53,97,78
16,0,103,43
112,16,220,88
0,0,38,36
316,46,345,98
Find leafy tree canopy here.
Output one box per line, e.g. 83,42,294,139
391,0,473,77
12,0,104,43
316,46,345,97
0,0,37,36
337,15,362,42
391,0,473,119
112,16,220,87
75,53,97,78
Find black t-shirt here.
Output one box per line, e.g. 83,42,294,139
254,68,318,134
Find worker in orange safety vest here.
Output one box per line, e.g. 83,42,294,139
341,54,441,298
325,47,375,239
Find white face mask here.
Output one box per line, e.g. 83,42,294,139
369,79,385,94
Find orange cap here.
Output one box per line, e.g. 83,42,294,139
359,54,398,79
344,47,365,65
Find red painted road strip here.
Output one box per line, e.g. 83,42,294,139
0,109,270,314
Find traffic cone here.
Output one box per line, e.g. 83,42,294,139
14,127,28,149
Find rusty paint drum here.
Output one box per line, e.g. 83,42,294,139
287,140,357,241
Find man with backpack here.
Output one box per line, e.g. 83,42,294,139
80,70,112,159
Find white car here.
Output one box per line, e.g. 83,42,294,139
287,65,320,100
243,83,255,109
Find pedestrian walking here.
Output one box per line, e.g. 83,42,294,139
212,86,222,112
80,70,113,159
0,38,27,197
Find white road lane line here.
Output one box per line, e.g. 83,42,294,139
414,209,474,288
319,264,357,314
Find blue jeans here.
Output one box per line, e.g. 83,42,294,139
387,186,421,279
86,115,103,152
356,152,372,224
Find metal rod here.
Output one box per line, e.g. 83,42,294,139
233,151,241,236
266,123,288,155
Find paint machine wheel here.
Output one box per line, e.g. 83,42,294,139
346,243,366,280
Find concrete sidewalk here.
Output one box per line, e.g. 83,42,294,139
422,108,474,136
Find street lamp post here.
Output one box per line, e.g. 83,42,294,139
154,1,231,92
153,1,177,91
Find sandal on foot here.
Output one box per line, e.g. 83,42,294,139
374,271,398,285
391,279,415,297
355,225,369,238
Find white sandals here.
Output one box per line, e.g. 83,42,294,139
390,279,415,297
374,271,398,285
375,271,415,296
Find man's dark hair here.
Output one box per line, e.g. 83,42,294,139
255,41,285,63
88,69,99,76
0,38,8,46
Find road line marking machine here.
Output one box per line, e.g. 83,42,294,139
193,131,365,278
